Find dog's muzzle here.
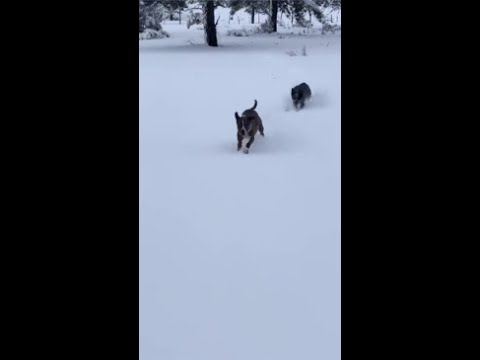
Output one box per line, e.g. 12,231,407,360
240,124,251,137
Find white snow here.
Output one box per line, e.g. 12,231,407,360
140,7,341,360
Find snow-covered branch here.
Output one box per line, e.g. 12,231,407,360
301,0,323,14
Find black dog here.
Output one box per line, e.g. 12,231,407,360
291,82,312,110
235,100,265,154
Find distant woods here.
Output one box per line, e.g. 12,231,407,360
139,1,341,46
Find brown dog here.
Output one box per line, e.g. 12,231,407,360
235,100,265,154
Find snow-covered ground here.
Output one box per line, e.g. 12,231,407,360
140,7,341,360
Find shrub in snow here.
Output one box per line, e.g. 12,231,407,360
285,45,307,57
187,11,202,29
139,1,165,31
139,0,170,39
253,21,274,34
139,28,170,40
321,22,341,34
226,29,249,37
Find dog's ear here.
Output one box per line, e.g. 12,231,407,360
235,112,241,128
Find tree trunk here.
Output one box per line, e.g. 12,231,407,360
251,6,255,24
204,1,218,47
270,0,278,32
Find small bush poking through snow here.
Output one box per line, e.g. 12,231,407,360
186,11,202,29
321,22,341,34
139,28,170,40
286,46,307,57
253,21,273,34
226,29,249,37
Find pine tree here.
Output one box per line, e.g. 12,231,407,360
163,0,188,22
139,0,170,38
229,0,269,24
203,1,218,46
271,0,279,32
187,1,228,47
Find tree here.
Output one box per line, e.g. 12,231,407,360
139,0,166,32
189,0,227,47
203,1,218,46
163,0,187,22
139,0,170,38
229,0,263,24
228,0,324,33
271,0,342,31
229,0,270,25
271,0,278,32
231,0,277,33
139,0,146,32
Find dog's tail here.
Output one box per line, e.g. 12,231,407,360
249,99,257,111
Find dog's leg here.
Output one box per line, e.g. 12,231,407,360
244,135,255,154
259,121,265,136
237,133,243,151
